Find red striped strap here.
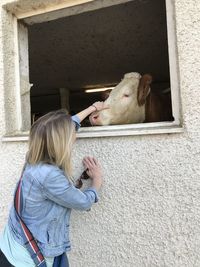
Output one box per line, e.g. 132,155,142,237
14,164,47,267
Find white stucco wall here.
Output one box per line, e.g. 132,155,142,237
0,1,200,266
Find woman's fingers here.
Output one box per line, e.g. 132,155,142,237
83,156,98,169
102,103,110,110
83,157,94,169
92,157,99,166
92,101,110,111
82,156,102,182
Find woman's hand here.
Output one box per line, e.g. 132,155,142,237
82,156,103,190
92,101,109,112
74,102,109,123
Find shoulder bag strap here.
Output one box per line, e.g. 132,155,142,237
14,164,47,267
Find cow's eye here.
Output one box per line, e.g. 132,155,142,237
123,94,129,97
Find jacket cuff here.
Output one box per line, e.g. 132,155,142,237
71,115,81,131
84,187,99,203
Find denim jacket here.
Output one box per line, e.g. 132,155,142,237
8,163,98,257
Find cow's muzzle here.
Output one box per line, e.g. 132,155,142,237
89,112,100,125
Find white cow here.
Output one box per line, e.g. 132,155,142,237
89,72,173,126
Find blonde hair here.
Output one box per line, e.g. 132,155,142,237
27,110,75,178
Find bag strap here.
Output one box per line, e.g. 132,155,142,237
14,164,47,267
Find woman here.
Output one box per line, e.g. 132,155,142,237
0,102,106,267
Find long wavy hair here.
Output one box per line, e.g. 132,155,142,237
27,110,75,178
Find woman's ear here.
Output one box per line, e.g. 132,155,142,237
137,74,152,106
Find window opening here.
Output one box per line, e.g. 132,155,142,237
25,0,174,128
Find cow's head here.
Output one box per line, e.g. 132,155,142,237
89,72,152,126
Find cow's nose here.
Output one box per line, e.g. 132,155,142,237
89,112,99,125
92,114,99,120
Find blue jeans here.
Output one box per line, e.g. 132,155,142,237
53,253,69,267
0,249,69,267
0,250,14,267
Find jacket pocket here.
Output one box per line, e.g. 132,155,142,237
64,224,70,242
47,220,70,246
47,218,57,244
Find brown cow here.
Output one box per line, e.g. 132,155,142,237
89,72,173,126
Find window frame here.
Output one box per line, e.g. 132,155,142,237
2,0,183,141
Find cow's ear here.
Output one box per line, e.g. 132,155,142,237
101,89,112,101
137,74,152,106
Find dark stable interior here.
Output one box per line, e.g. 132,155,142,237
27,0,171,126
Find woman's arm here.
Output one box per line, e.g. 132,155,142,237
43,168,99,211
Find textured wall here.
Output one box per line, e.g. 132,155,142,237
0,1,200,267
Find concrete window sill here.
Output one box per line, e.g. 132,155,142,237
2,122,184,142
